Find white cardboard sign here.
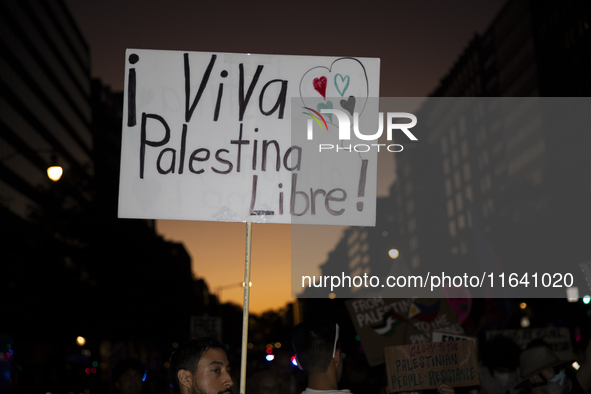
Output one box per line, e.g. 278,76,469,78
118,49,380,225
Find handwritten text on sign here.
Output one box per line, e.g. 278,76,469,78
118,49,380,225
385,341,479,392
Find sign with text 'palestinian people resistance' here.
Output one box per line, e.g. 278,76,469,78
385,341,479,392
118,49,380,225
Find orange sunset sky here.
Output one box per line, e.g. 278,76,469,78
65,0,506,314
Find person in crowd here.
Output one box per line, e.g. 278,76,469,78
479,336,522,394
292,319,350,394
270,349,305,394
513,339,590,394
248,370,284,394
112,357,147,394
169,337,233,394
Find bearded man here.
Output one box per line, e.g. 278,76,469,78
170,337,234,394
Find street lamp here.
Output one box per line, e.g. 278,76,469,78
215,281,252,302
388,249,399,259
47,154,63,181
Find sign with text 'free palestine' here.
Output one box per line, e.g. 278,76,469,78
118,49,380,225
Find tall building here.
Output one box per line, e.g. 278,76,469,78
0,0,93,220
303,0,591,299
394,0,591,297
0,1,217,389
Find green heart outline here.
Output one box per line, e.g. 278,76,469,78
334,74,350,97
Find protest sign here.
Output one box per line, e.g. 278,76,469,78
118,49,380,226
433,332,476,344
345,297,464,366
385,341,479,392
485,327,573,360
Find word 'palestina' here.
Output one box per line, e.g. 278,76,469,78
139,116,301,178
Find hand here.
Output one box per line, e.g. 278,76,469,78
437,384,455,394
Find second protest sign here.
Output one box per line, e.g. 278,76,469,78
385,341,479,392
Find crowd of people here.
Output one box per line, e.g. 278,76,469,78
108,319,590,394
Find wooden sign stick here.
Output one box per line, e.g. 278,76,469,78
240,222,253,394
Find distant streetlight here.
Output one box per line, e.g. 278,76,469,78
47,166,63,181
388,249,399,259
215,281,252,302
76,336,86,346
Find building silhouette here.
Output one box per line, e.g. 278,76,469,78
395,0,591,297
0,0,93,239
301,0,591,299
0,0,224,390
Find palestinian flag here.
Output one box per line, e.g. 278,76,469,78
408,299,441,322
371,310,406,337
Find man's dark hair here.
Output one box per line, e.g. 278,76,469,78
169,337,227,393
292,319,338,375
112,356,147,382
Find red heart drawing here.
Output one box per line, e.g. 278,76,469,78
313,76,327,99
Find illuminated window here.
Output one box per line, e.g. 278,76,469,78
348,242,360,257
447,199,455,218
347,230,359,245
449,220,457,238
455,193,463,212
464,184,473,202
411,255,420,269
410,236,418,251
457,214,466,229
